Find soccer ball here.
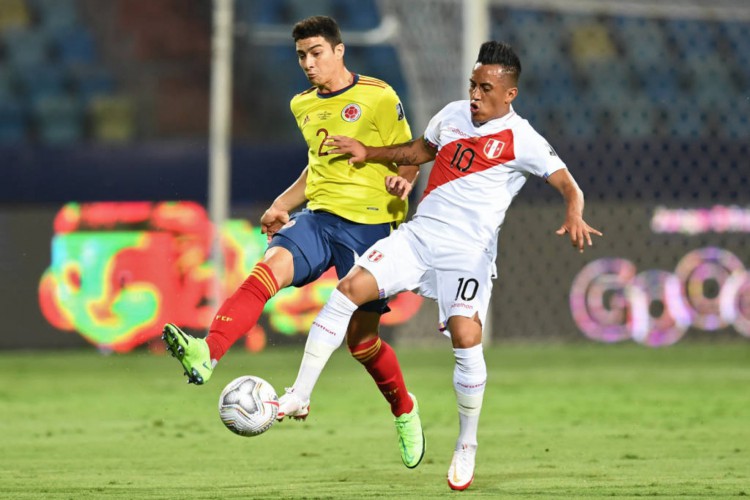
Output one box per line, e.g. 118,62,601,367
218,375,279,437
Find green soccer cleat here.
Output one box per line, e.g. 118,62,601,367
162,323,213,385
394,393,426,468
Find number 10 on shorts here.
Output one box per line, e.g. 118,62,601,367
455,278,479,301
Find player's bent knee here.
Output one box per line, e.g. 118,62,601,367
261,247,295,287
452,336,482,349
335,276,356,298
448,315,483,348
336,266,379,304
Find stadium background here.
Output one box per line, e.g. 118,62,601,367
1,0,748,351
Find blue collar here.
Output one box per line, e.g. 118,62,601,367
317,73,359,99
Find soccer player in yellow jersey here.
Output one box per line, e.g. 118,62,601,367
162,16,425,468
290,68,412,225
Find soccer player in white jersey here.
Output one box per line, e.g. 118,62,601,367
278,41,602,490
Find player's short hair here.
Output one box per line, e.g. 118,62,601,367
292,16,343,48
476,41,521,84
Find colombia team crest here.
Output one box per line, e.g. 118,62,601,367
341,103,362,122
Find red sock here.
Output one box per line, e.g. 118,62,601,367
205,263,278,361
350,337,414,417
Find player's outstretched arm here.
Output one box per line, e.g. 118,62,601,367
546,168,603,253
261,167,309,242
326,135,437,166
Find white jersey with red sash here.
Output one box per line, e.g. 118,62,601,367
415,100,566,258
356,100,568,330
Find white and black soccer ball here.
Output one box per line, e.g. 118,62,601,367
218,375,279,437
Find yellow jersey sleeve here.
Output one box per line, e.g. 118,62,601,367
290,74,413,225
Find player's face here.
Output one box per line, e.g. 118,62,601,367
296,36,345,87
468,63,518,124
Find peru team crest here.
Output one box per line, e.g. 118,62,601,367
367,249,384,262
341,103,362,122
483,139,506,159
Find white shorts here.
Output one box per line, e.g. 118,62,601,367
356,220,496,335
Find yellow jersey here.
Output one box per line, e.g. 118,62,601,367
290,73,413,225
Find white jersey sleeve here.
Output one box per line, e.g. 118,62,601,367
513,122,567,179
423,102,456,148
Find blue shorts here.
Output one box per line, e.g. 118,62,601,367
267,209,394,313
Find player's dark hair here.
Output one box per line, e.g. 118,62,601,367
476,41,521,83
292,16,342,48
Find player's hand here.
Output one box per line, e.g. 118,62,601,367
385,175,413,200
555,215,603,253
261,205,290,243
326,135,367,164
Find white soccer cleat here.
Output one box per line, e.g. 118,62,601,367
276,388,310,421
447,443,477,491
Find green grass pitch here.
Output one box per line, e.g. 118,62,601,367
1,341,748,499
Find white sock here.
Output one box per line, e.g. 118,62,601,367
291,289,359,402
453,344,487,450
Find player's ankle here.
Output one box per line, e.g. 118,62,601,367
205,336,224,361
392,394,414,417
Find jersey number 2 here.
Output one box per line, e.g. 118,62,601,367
316,128,329,156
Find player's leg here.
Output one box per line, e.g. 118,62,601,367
163,210,319,385
202,245,292,362
346,311,413,417
446,314,486,491
277,264,382,419
163,246,291,384
280,222,427,468
346,310,424,468
279,214,411,419
343,225,428,467
339,218,416,420
276,212,386,419
436,257,492,490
